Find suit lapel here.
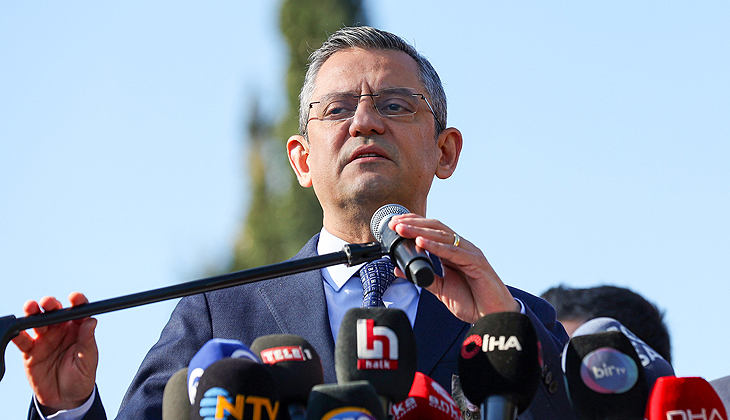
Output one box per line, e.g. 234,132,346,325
255,235,338,382
413,290,469,376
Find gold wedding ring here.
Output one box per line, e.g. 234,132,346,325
453,232,461,247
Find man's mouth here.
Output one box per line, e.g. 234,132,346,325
355,153,382,159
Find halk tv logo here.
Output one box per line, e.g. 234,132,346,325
356,319,398,370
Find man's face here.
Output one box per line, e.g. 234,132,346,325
294,47,445,216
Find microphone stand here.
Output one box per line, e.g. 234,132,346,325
0,242,385,382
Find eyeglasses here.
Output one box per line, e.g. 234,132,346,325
307,87,443,132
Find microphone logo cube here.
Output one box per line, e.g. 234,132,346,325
356,318,399,370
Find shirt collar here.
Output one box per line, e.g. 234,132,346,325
317,227,424,294
317,228,363,292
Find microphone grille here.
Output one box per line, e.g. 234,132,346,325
370,204,409,242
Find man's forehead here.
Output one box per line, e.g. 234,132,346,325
312,47,423,96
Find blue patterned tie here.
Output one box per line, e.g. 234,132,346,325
359,258,397,308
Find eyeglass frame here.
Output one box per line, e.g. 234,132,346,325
306,87,444,134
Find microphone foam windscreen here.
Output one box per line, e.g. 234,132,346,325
573,317,674,391
335,308,417,403
191,358,281,420
390,372,463,420
370,204,408,243
457,312,541,414
645,376,727,420
188,338,260,404
162,368,190,420
251,334,324,405
563,331,648,420
306,381,385,420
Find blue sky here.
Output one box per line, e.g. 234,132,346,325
1,1,729,417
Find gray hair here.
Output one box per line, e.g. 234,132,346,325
298,26,447,137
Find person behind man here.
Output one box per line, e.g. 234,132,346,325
541,284,671,362
13,26,575,419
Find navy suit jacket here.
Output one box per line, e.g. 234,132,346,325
30,234,576,420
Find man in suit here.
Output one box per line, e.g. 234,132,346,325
14,26,575,419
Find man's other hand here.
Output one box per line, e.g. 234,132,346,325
12,292,98,414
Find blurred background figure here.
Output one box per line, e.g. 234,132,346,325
541,284,671,363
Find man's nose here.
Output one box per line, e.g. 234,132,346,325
348,96,386,137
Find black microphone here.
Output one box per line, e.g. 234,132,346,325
563,331,649,420
335,308,417,409
251,334,325,420
457,312,541,420
572,317,674,393
191,358,281,420
162,368,190,420
306,381,386,420
370,204,435,287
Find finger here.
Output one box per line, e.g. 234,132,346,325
395,222,466,249
22,300,50,335
22,300,42,317
11,330,35,353
68,292,89,307
38,296,63,312
35,296,63,335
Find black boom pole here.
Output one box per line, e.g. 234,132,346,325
0,242,384,382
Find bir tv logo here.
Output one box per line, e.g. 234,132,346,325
356,319,398,370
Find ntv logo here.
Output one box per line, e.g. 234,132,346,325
356,319,398,370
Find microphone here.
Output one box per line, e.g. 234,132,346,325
335,308,417,408
191,357,280,420
562,331,648,420
187,338,260,404
370,204,435,287
457,312,541,420
251,334,325,419
306,381,386,420
390,372,463,420
162,368,190,420
644,376,727,420
572,317,674,392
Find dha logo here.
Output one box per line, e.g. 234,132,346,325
665,408,726,420
259,346,313,365
321,407,377,420
460,333,523,359
579,347,638,394
356,319,398,370
197,387,279,420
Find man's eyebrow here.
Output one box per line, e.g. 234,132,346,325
314,87,416,102
313,91,358,103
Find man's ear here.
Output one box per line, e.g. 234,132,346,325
287,134,312,187
435,127,463,179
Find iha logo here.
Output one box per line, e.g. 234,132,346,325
259,346,313,365
321,407,377,420
197,387,279,420
460,334,523,359
356,318,398,370
665,409,726,420
579,347,638,394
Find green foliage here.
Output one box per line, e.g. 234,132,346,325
229,0,367,271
